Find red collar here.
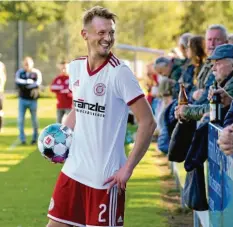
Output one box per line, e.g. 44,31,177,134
87,52,112,76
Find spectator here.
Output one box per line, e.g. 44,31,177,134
15,56,42,145
217,90,233,155
154,57,182,83
228,33,233,44
208,87,233,109
157,78,175,153
50,60,72,123
223,100,233,127
176,44,233,123
175,24,228,121
218,124,233,155
178,32,193,60
168,33,193,73
157,78,174,131
179,35,207,97
0,61,6,132
208,88,233,127
145,62,159,105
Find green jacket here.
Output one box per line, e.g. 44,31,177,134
183,72,233,121
196,59,213,89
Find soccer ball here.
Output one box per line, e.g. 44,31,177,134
37,123,73,163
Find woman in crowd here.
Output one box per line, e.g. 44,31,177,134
183,35,207,100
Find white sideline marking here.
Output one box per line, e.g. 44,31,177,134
7,140,20,151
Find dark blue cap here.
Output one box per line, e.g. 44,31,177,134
208,44,233,60
154,57,170,67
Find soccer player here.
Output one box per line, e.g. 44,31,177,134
47,6,156,227
50,61,72,123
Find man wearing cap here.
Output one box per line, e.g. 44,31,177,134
154,57,183,82
175,44,233,123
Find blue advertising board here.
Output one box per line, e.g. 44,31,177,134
208,123,233,227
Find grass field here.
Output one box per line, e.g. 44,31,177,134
0,97,170,227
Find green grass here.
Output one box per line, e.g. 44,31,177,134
0,97,169,227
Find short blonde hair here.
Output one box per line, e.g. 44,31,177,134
83,6,117,26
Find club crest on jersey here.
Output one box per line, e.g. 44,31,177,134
74,80,79,86
94,83,106,96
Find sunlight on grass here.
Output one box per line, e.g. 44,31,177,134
0,167,10,172
0,154,25,159
0,97,171,227
0,160,22,165
125,145,168,227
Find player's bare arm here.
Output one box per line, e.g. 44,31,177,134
63,106,76,130
104,97,156,194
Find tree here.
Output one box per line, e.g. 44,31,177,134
0,1,64,26
179,1,233,35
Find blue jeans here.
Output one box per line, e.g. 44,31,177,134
18,97,38,142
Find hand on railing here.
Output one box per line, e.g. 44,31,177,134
218,124,233,155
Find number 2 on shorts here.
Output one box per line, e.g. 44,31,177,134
98,204,107,222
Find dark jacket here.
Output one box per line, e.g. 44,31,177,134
15,68,42,100
174,63,195,99
170,59,183,82
223,101,233,127
157,100,178,153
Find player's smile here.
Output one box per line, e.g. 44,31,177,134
99,41,112,51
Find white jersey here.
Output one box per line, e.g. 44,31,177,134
62,52,144,189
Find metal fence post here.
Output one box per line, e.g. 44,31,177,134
17,20,24,70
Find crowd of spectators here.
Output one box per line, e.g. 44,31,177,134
145,24,233,157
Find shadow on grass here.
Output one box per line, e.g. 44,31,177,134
0,150,168,227
0,148,62,227
0,122,168,227
125,206,168,227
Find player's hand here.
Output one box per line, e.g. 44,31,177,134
103,165,133,194
218,125,233,155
